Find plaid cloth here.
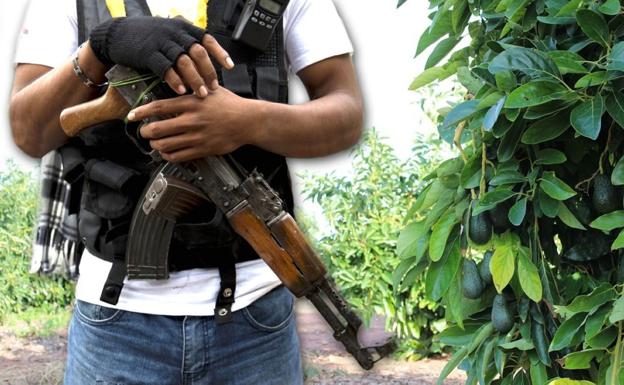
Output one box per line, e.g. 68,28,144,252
30,150,83,280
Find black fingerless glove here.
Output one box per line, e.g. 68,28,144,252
89,16,205,78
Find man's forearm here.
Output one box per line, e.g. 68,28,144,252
246,91,363,158
10,43,107,157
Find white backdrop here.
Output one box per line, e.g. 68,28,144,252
0,0,433,201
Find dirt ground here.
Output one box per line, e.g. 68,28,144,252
0,300,466,385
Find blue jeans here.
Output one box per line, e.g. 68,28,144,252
64,286,303,385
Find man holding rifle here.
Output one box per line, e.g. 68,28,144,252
10,0,362,383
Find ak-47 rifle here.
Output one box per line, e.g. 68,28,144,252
60,65,396,370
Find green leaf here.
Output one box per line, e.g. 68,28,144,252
425,232,462,301
586,326,617,349
549,313,586,351
585,304,612,339
495,71,517,92
429,211,458,262
437,157,464,177
524,100,575,120
535,149,567,165
590,210,624,231
435,324,482,346
517,247,542,302
499,338,535,350
415,9,452,57
557,283,616,317
489,46,560,79
439,100,482,131
490,170,526,186
548,380,596,385
538,188,560,217
425,36,461,69
530,362,549,385
451,0,469,34
480,188,516,207
571,95,606,140
611,156,624,185
611,229,624,250
497,121,523,162
540,171,577,201
435,324,495,385
505,80,572,109
606,91,624,128
397,221,430,260
409,66,449,90
508,197,527,226
537,16,577,25
548,51,588,74
521,110,571,144
483,97,506,131
457,66,482,94
598,0,620,15
609,295,624,323
607,42,624,71
576,9,609,47
478,92,505,110
562,349,603,370
574,71,608,88
460,156,482,189
491,242,516,293
558,202,587,230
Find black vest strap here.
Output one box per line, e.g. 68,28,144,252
100,256,127,304
221,64,254,97
214,258,236,324
77,0,151,44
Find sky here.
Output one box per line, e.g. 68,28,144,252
0,0,436,206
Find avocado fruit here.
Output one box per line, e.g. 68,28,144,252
567,194,593,226
469,201,493,245
462,259,484,299
491,294,514,333
488,200,512,232
592,174,620,215
479,250,494,285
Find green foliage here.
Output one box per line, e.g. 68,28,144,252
399,0,624,383
302,129,446,357
0,162,74,321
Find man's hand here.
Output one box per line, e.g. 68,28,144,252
89,16,234,97
125,54,363,162
128,87,253,162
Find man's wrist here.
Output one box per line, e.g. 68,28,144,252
76,41,108,85
242,98,272,148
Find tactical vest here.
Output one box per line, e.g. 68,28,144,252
61,0,293,312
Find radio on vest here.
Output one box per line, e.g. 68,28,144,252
233,0,289,51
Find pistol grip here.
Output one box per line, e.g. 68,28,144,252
60,87,130,137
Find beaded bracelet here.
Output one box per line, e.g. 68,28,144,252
72,43,108,89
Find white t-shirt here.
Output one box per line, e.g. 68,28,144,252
15,0,353,316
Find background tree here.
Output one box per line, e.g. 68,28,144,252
302,129,447,357
397,0,624,384
0,162,73,319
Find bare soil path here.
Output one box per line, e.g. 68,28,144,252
0,301,466,385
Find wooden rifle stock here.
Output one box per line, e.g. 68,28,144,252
226,202,311,296
59,86,130,137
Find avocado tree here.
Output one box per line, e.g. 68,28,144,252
395,0,624,384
